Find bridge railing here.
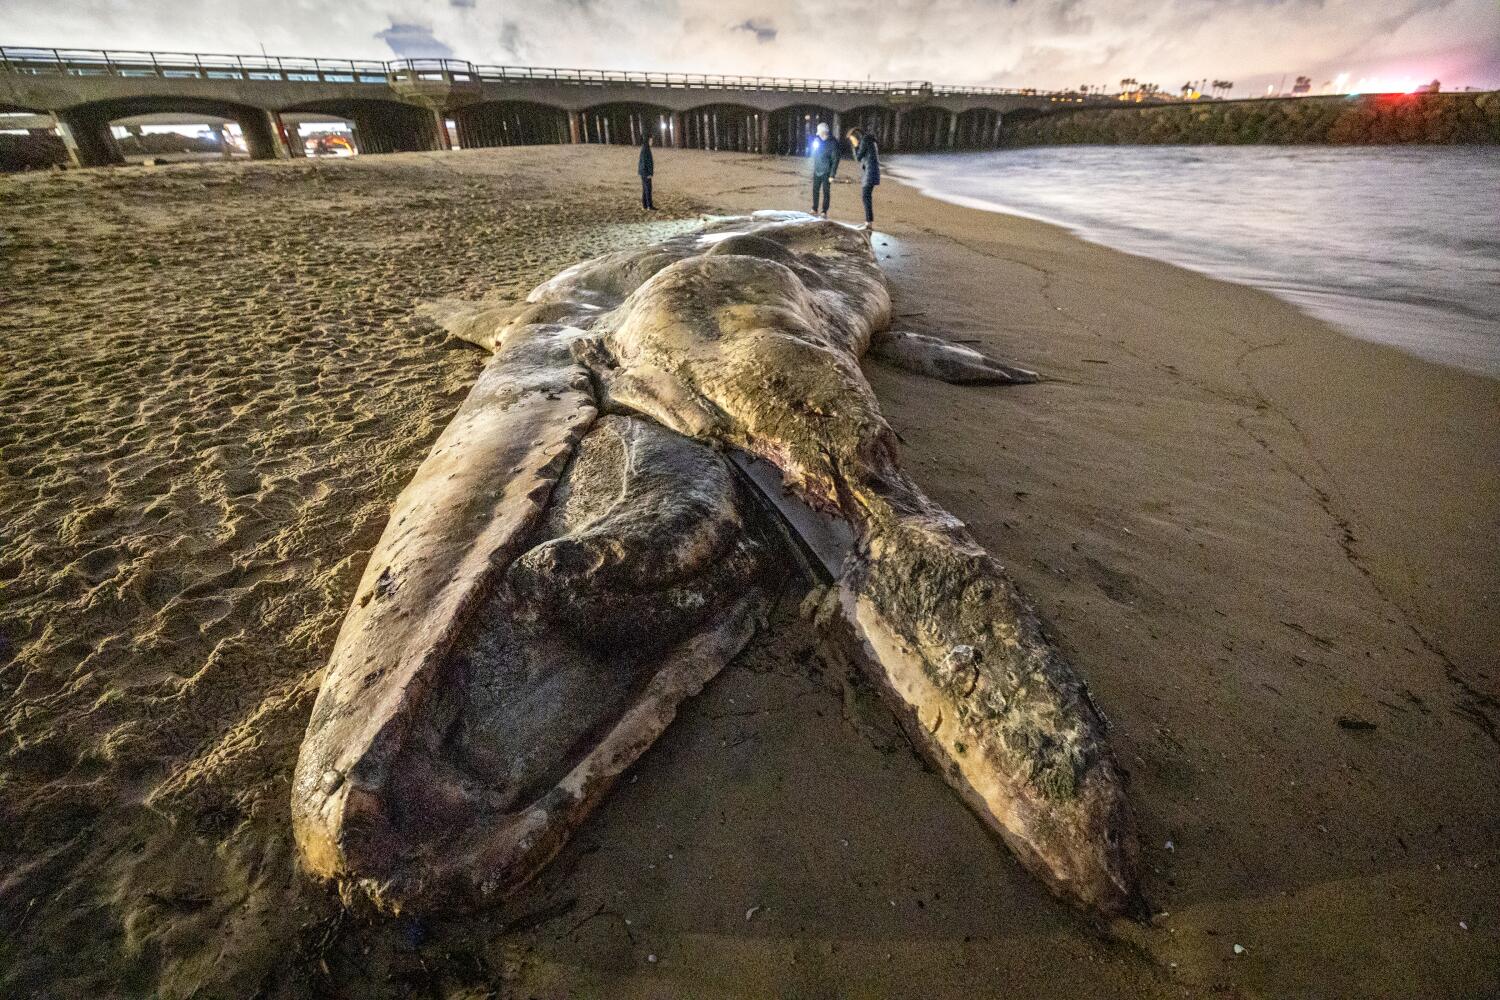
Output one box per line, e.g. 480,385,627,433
458,62,931,96
1,47,398,84
384,59,937,96
0,45,1102,100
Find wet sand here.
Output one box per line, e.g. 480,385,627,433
1,146,1496,998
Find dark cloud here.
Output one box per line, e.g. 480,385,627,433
498,20,526,58
733,18,778,44
375,22,455,59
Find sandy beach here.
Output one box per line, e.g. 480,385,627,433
2,146,1496,998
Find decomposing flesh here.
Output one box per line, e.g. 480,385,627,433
292,212,1142,917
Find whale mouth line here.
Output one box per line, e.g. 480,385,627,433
727,448,855,581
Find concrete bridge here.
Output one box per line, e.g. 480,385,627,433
0,46,1104,167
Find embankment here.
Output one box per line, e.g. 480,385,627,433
1004,91,1500,146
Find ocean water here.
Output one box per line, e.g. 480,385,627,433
895,146,1500,378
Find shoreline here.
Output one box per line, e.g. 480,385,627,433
885,148,1500,380
2,146,1495,998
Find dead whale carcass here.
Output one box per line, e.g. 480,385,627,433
292,212,1142,917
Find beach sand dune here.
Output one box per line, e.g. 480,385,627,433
1,146,1495,998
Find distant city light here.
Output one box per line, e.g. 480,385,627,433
1341,74,1433,96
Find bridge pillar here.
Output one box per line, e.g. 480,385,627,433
990,114,1005,147
947,111,958,148
240,109,291,160
53,109,124,168
891,110,904,152
277,114,305,157
758,113,769,154
428,108,452,150
671,112,683,148
568,111,581,144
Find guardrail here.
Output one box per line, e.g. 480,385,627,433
0,45,1097,100
0,47,394,83
391,57,931,94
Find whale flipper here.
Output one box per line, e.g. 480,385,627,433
872,330,1040,385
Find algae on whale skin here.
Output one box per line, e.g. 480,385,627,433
294,211,1142,918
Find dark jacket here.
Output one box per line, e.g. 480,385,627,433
855,137,881,186
638,143,653,177
809,133,840,177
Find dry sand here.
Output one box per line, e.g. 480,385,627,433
1,145,1496,999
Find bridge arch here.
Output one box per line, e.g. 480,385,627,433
579,102,674,146
680,103,762,152
69,94,268,120
279,98,445,154
1,100,66,171
895,105,950,151
844,105,895,149
55,95,286,165
955,107,1003,148
767,104,837,156
450,100,570,148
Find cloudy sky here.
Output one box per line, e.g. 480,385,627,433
7,0,1499,94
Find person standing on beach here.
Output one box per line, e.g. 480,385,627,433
809,121,839,217
638,135,656,211
848,127,880,227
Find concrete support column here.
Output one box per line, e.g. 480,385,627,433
991,114,1005,147
947,112,959,148
428,108,451,150
891,110,904,152
240,109,290,160
277,114,305,157
568,111,581,144
53,109,124,168
671,112,683,148
758,113,769,154
832,112,842,144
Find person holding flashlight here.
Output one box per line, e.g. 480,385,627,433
847,127,880,227
808,121,840,217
